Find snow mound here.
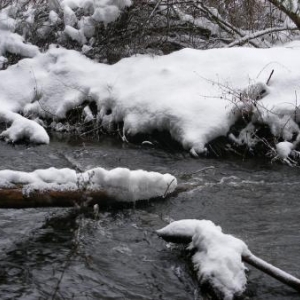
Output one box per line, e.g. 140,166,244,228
0,110,49,144
0,167,177,202
0,5,39,68
157,219,249,300
276,141,294,159
0,30,39,59
188,224,248,300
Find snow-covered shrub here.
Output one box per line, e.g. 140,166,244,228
0,0,298,69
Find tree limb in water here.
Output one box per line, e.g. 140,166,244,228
243,253,300,292
157,224,300,293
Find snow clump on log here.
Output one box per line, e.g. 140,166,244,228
157,219,249,300
0,167,177,202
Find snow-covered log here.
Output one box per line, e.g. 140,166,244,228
157,219,300,298
0,167,177,208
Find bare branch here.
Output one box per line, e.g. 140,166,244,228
228,25,297,47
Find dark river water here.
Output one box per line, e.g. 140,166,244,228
0,135,300,300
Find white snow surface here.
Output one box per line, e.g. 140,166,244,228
0,30,39,59
157,219,249,300
0,110,49,144
1,43,300,153
0,167,177,201
156,219,212,240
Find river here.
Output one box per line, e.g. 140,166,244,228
0,135,299,300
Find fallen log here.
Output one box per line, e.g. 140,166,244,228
0,167,177,208
0,188,115,208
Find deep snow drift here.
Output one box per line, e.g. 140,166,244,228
1,43,300,159
0,167,177,201
157,219,249,300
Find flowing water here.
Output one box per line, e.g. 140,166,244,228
0,135,300,300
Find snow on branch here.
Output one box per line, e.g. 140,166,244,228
171,3,218,36
194,2,261,48
228,25,298,47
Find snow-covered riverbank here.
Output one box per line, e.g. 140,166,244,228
1,2,300,163
1,42,300,162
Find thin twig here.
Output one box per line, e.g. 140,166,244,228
163,178,175,198
191,166,215,175
266,69,274,85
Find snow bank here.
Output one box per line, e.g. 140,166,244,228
0,167,177,202
1,43,300,154
1,29,300,157
157,219,249,300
